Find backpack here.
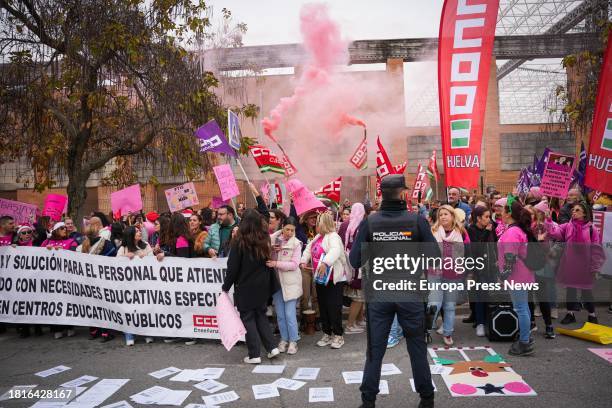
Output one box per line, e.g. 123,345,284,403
520,232,547,271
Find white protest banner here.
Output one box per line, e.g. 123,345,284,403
0,246,230,339
164,182,199,213
0,198,37,225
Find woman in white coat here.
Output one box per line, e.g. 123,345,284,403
267,217,303,355
300,212,349,349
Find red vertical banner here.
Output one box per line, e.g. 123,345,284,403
584,31,612,194
438,0,499,189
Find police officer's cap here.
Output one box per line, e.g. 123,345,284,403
380,174,407,190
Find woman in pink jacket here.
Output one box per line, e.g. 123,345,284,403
545,201,605,325
267,217,303,355
498,200,536,357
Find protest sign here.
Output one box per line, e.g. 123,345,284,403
211,197,229,209
0,198,37,225
42,194,68,221
165,182,199,213
0,246,231,339
110,184,143,216
213,164,240,202
539,152,575,198
594,210,612,277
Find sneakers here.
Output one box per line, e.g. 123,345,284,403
443,336,454,346
530,322,538,332
551,308,559,319
287,342,298,355
508,340,534,356
587,315,598,324
267,348,280,359
345,325,364,334
534,307,542,317
561,312,576,325
89,329,99,340
545,326,556,339
277,340,288,353
330,335,345,349
163,338,178,343
54,331,64,339
387,334,401,349
66,329,76,337
357,320,367,327
476,324,485,337
185,339,197,345
316,334,333,347
145,337,154,344
244,356,261,364
126,338,135,346
101,332,114,343
436,326,444,335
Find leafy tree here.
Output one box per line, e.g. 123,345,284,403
0,0,244,221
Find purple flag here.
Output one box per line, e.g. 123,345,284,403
535,148,550,177
194,120,236,157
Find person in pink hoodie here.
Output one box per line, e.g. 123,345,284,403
498,200,536,356
544,201,605,325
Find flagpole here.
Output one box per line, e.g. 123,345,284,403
237,155,259,202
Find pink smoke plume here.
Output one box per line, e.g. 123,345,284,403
261,3,365,141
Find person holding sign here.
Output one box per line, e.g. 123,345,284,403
222,209,281,364
117,226,155,346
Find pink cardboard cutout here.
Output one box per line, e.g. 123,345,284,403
110,184,143,215
42,194,68,221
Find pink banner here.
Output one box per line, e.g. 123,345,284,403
213,164,240,202
110,184,143,216
540,152,575,198
0,198,37,225
42,194,68,221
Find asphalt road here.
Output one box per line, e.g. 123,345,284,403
1,306,611,408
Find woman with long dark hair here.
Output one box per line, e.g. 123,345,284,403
498,200,537,356
222,209,280,364
189,213,208,257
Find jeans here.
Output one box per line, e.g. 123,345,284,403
427,278,459,337
239,306,276,358
315,281,345,336
389,315,402,338
124,333,134,342
474,302,486,326
361,302,433,402
273,290,299,342
510,290,531,343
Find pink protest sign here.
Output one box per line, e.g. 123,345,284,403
0,198,37,225
165,182,199,213
42,194,68,221
292,186,326,216
588,348,612,364
212,196,229,209
110,184,143,216
213,164,240,202
540,152,575,199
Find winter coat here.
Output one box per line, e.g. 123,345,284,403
270,230,303,301
545,219,605,289
301,232,349,285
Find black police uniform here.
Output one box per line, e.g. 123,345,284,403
349,175,439,406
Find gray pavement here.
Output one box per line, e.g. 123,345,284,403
1,306,611,408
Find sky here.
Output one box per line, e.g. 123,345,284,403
207,0,445,46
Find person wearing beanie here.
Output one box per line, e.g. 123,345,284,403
13,225,34,247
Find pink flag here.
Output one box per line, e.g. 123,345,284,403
216,292,246,351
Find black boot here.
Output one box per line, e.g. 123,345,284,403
418,394,434,408
508,340,534,356
359,400,375,408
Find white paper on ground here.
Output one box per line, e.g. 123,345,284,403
379,380,389,395
409,379,437,392
429,365,453,375
100,401,134,408
66,379,129,407
157,390,191,406
29,387,87,407
272,378,306,391
194,380,228,394
0,385,38,401
60,376,98,389
199,368,225,380
308,387,334,403
35,366,71,378
342,371,363,384
202,390,240,406
252,365,285,374
130,386,170,405
252,384,280,400
293,368,320,381
148,367,181,379
184,404,220,408
380,363,402,376
169,369,199,382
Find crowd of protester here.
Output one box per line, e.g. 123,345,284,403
0,183,610,361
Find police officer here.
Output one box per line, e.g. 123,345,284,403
350,174,438,408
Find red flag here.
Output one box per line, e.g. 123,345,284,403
584,31,612,194
316,177,342,204
411,164,433,202
376,136,394,179
438,0,499,189
394,161,407,174
248,144,285,175
281,153,298,177
349,135,368,170
427,150,440,182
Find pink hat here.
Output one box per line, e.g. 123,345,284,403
534,201,549,213
494,197,507,207
529,186,543,200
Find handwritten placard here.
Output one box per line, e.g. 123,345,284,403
110,184,143,216
0,198,37,225
540,152,575,198
165,182,199,213
213,164,240,202
42,194,68,221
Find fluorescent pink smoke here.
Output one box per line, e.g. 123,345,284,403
261,3,365,141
